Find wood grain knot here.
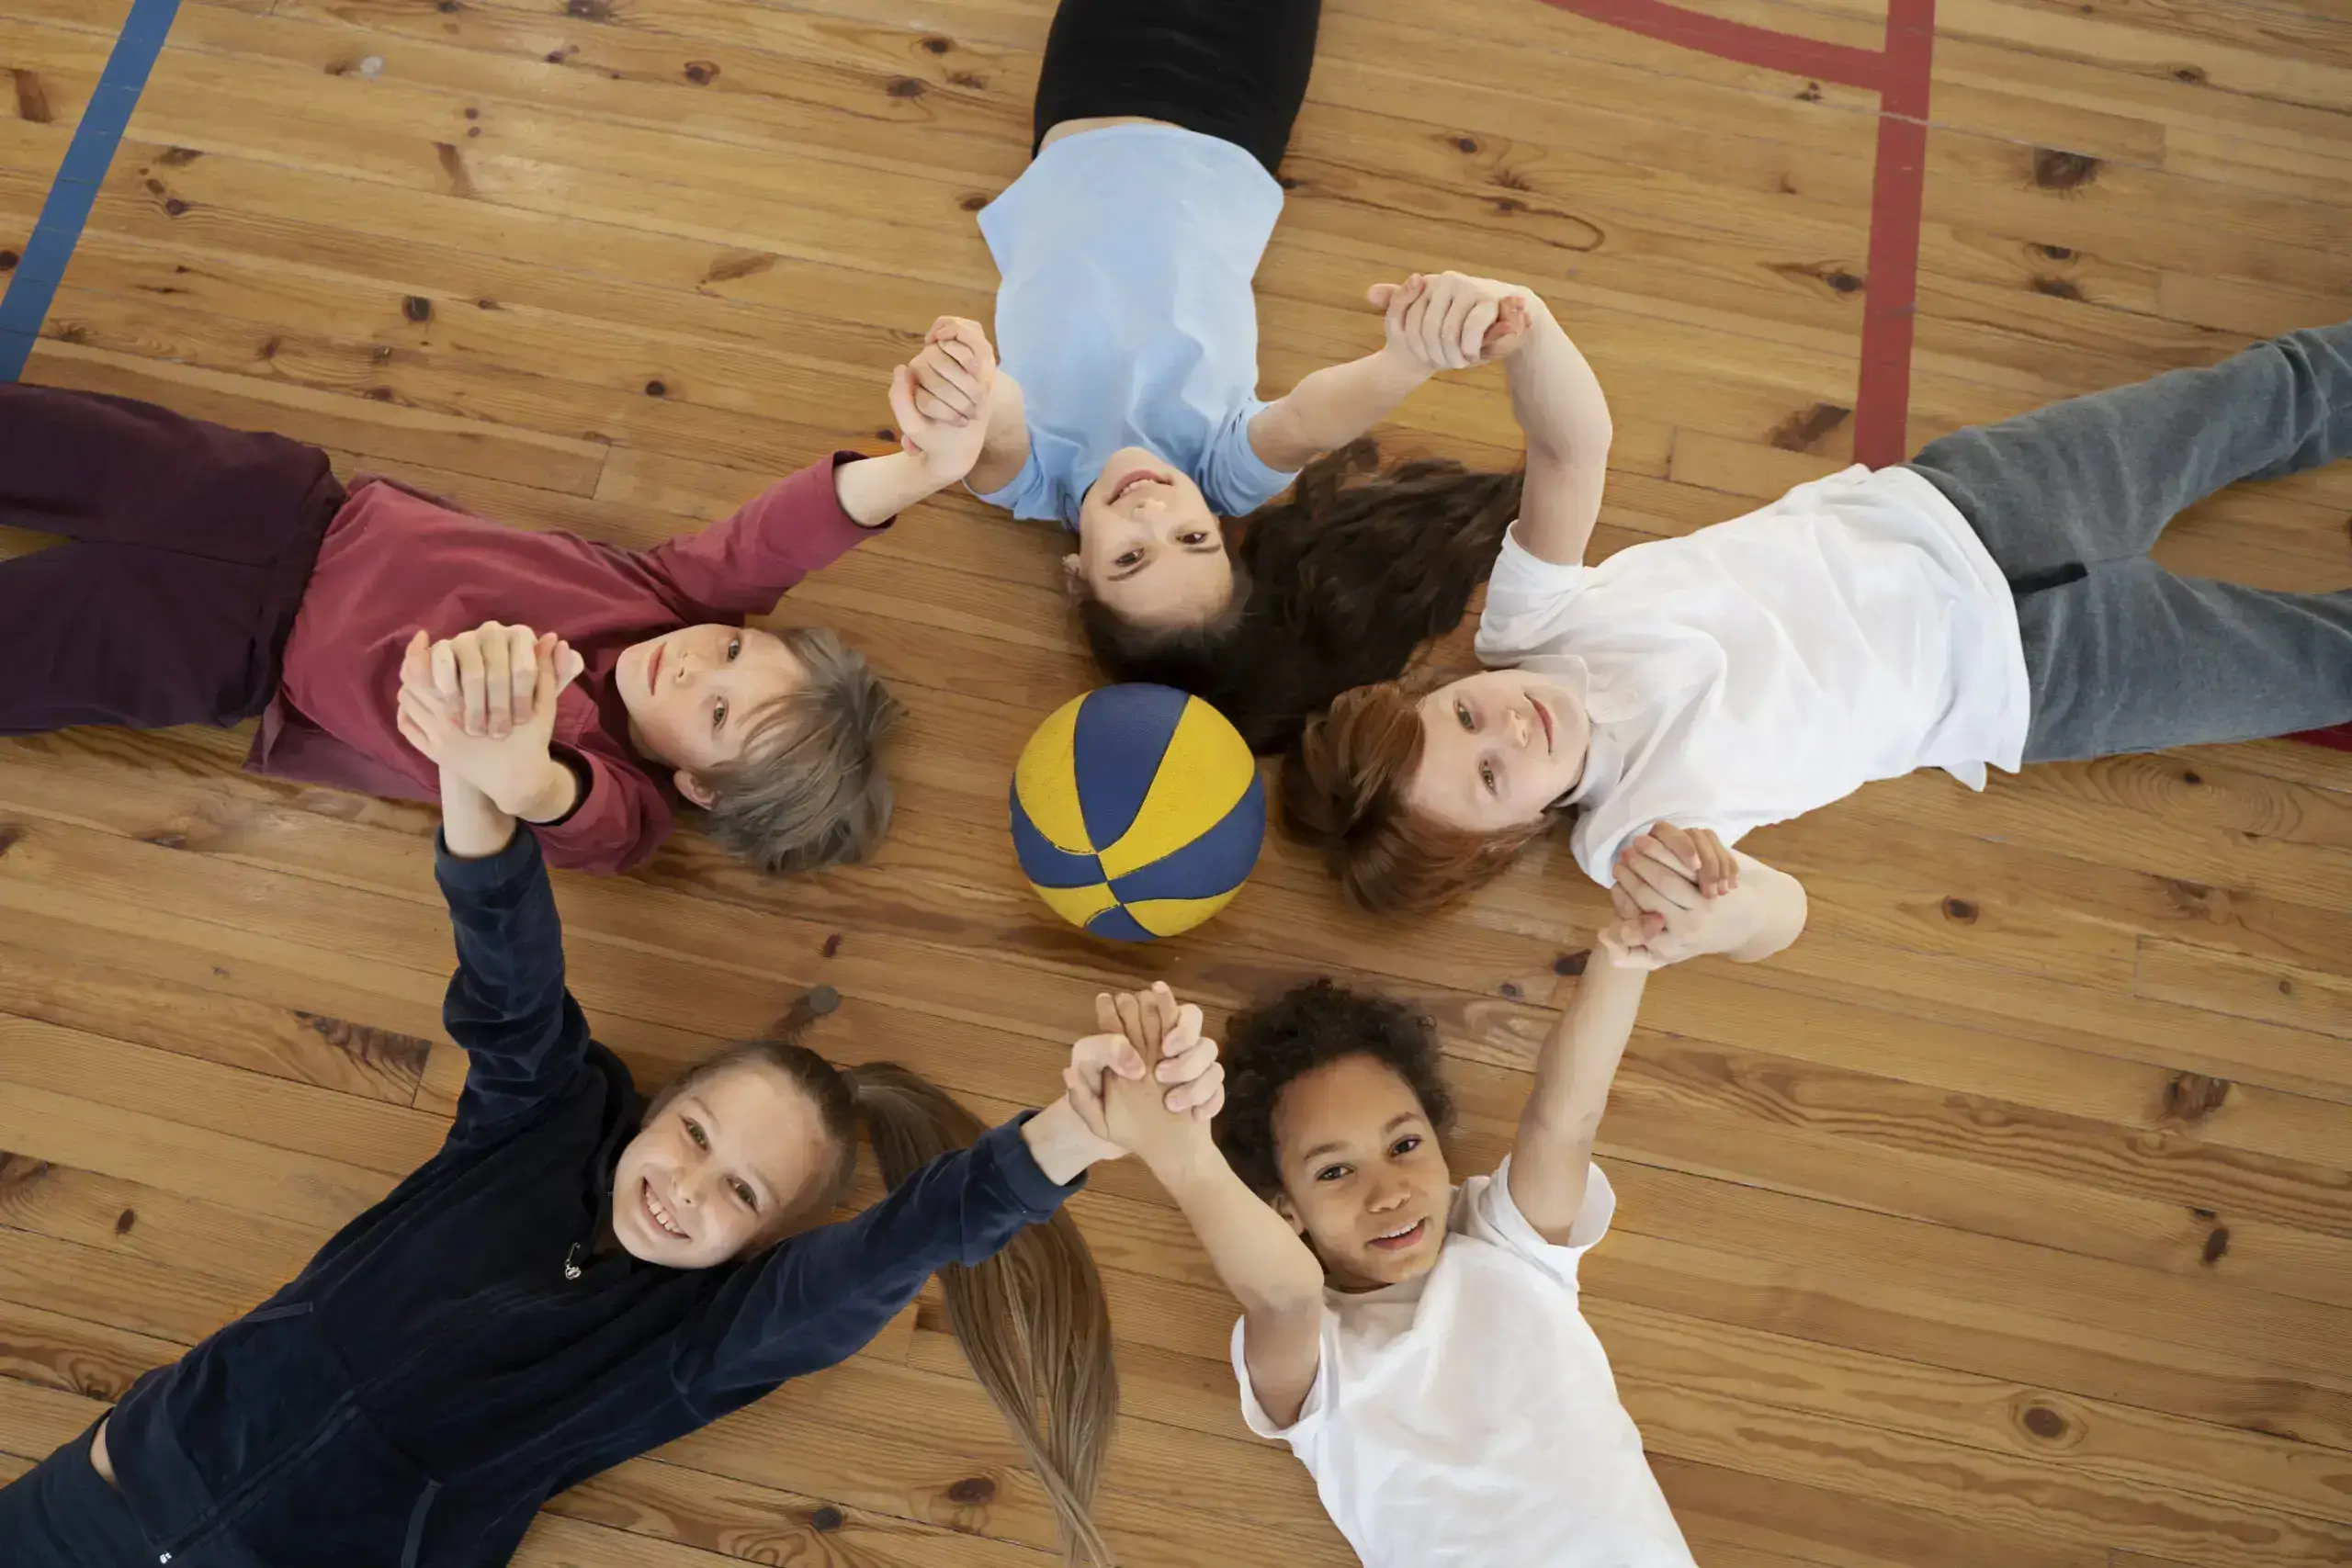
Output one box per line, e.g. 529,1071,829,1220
2201,1226,2230,1265
1795,81,1822,101
159,146,201,166
143,832,187,850
0,823,23,856
684,62,718,85
946,1476,996,1505
946,71,987,88
13,69,53,124
436,0,461,11
0,1154,53,1194
921,36,953,53
1498,981,1523,1000
643,379,667,397
164,197,189,218
808,1506,844,1532
296,1012,435,1077
403,296,433,322
2172,64,2206,84
1453,135,1480,153
888,77,926,99
821,933,842,958
958,193,989,211
564,0,612,19
116,1208,137,1235
2030,243,2074,261
1768,401,1850,453
2030,276,2085,301
2179,769,2202,785
2020,1404,2065,1439
1555,951,1589,976
2162,1072,2230,1123
1940,897,1978,923
2031,149,2099,190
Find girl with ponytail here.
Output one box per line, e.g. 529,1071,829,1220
0,641,1227,1568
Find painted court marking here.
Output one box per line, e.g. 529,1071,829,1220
0,0,184,382
1540,0,1939,468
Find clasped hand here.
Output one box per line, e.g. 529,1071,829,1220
1058,982,1226,1169
1368,270,1540,374
1601,822,1752,969
893,315,1001,485
396,624,583,818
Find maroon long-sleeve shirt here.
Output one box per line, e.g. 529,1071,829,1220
248,454,876,874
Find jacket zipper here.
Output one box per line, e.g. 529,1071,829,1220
563,1241,585,1281
154,1398,359,1564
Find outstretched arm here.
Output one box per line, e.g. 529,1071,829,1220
1246,271,1527,473
1506,941,1650,1243
1101,988,1327,1429
1497,289,1612,569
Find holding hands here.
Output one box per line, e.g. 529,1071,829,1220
1603,823,1804,969
892,316,1001,486
1057,982,1226,1169
397,625,583,821
1369,270,1542,375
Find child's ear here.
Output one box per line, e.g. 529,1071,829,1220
674,769,718,809
1270,1190,1306,1235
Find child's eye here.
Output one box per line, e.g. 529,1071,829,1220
730,1178,758,1211
1480,761,1498,795
1315,1164,1349,1183
1393,1135,1421,1156
712,696,729,733
726,636,742,662
1114,548,1144,569
684,1118,708,1150
1454,701,1475,731
1179,530,1208,547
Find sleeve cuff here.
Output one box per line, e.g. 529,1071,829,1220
817,450,892,532
986,1111,1088,1215
435,823,546,897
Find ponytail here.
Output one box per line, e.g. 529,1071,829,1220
845,1064,1117,1567
665,1024,1116,1565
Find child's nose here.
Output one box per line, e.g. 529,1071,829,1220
1510,707,1532,749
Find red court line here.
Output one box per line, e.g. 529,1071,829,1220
1539,0,1938,467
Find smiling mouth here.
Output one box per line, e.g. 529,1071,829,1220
1532,697,1555,754
646,642,664,697
640,1179,686,1241
1369,1219,1426,1252
1108,468,1171,505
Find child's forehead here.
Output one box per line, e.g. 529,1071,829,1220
1272,1054,1431,1146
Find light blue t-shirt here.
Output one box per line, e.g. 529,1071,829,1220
978,125,1299,529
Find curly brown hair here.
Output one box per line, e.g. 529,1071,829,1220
1213,979,1458,1199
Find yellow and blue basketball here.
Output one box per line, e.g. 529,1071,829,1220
1010,684,1265,942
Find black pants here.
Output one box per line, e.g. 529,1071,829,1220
0,1421,151,1566
1032,0,1322,176
0,383,344,735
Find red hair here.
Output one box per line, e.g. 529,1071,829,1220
1280,675,1554,914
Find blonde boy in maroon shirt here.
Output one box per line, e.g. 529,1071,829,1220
0,349,996,874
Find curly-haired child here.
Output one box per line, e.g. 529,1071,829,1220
1091,871,1799,1566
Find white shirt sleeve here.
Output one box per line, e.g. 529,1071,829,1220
1475,523,1595,664
1460,1155,1617,1290
1230,1311,1331,1442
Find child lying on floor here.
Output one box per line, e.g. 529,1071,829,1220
0,639,1229,1568
0,337,995,874
1083,865,1802,1566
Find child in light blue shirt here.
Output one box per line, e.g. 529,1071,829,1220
903,0,1531,752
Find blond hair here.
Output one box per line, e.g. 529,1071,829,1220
697,628,901,873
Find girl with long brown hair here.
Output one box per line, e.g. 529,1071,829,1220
898,0,1524,751
0,644,1227,1568
1286,308,2352,937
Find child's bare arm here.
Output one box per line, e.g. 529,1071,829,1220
1102,988,1327,1428
1507,944,1650,1244
1497,289,1611,569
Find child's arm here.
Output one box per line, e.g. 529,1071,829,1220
1506,942,1651,1244
1244,272,1522,473
696,1002,1222,1388
1102,989,1328,1430
413,715,596,1147
905,317,1032,497
1494,287,1612,570
642,332,999,615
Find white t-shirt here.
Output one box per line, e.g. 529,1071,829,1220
1475,464,2031,885
1234,1159,1694,1568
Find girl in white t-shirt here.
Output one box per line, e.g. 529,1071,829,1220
1078,886,1788,1567
1281,297,2352,941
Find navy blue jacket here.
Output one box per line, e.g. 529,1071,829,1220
102,829,1082,1567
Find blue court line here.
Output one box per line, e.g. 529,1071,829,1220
0,0,184,382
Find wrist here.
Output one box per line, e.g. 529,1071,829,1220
1370,344,1437,389
1022,1100,1118,1185
503,754,577,823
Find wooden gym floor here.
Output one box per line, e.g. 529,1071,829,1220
1,1,2349,1563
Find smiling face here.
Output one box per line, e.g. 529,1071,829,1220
616,625,807,796
1405,669,1592,835
1067,446,1235,631
609,1062,837,1269
1271,1055,1454,1290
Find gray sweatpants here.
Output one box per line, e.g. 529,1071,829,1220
1905,322,2352,762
